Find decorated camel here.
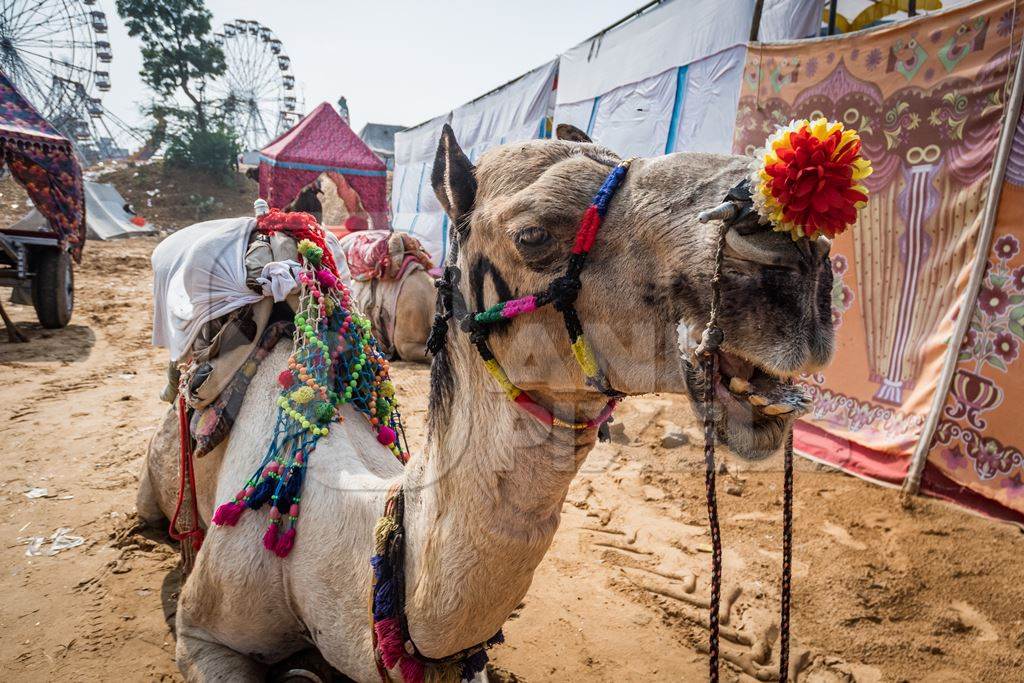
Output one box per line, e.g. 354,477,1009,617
343,230,437,363
139,119,867,681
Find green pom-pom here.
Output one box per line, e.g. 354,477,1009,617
316,402,335,424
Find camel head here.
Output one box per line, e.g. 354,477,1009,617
432,124,834,460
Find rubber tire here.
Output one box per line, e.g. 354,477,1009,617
32,248,73,329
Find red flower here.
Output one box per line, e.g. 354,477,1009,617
1012,265,1024,290
763,127,868,239
979,285,1010,316
993,332,1019,364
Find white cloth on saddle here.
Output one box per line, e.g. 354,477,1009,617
151,216,351,362
152,217,262,361
257,260,300,302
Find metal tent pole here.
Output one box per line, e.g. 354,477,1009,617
902,39,1024,500
749,0,765,41
827,0,839,35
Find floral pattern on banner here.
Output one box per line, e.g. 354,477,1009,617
733,0,1020,454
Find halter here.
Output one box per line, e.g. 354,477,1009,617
429,159,633,432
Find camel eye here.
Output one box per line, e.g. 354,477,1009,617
515,226,550,247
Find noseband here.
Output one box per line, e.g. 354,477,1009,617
428,159,634,433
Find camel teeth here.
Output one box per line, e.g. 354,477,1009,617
728,377,753,394
748,394,770,406
762,403,795,415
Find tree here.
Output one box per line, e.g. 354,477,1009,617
115,0,224,131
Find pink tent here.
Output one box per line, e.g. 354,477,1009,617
258,102,388,227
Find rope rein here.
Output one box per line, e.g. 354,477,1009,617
698,220,795,682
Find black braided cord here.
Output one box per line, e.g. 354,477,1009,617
700,215,795,682
780,428,794,682
698,222,729,682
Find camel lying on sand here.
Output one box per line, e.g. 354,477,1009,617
139,123,834,681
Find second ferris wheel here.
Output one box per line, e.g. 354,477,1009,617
207,18,300,152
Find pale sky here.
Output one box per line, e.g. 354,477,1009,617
101,0,648,143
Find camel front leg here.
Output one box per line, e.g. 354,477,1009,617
176,625,267,682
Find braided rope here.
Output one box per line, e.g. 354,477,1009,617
780,428,794,681
700,218,796,682
699,222,729,682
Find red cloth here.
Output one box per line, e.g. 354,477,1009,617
345,230,433,282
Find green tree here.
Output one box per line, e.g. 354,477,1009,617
115,0,224,131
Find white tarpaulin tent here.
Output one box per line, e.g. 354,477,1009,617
392,60,557,265
10,180,155,240
554,0,821,158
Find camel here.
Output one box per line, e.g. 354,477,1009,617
348,266,436,363
138,123,835,681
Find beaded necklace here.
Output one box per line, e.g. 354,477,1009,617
211,209,406,557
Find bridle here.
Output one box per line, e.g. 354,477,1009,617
426,161,797,681
427,158,634,433
697,182,795,683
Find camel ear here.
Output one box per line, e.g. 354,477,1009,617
432,124,476,233
556,123,592,143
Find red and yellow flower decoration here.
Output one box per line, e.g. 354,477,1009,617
751,118,872,240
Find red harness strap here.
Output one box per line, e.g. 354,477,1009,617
170,394,205,552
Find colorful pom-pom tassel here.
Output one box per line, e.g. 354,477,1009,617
398,655,425,683
277,370,294,388
274,527,296,557
377,425,396,446
374,617,404,669
212,500,246,527
262,523,279,551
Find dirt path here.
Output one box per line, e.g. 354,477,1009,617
2,239,1023,682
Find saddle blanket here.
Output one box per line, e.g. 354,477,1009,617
343,229,433,282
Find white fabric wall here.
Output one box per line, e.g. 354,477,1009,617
670,46,747,154
554,0,819,158
451,60,557,163
392,62,557,265
588,68,678,159
391,113,451,265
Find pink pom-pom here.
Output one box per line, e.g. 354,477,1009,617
375,618,404,669
212,501,245,527
274,527,296,557
277,370,294,388
398,655,424,683
262,523,279,551
377,425,396,446
316,268,338,289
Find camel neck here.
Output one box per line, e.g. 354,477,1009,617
400,328,603,658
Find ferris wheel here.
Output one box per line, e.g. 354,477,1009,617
0,0,123,155
208,19,299,152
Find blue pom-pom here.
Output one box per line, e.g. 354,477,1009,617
372,577,397,620
246,478,274,509
370,554,387,581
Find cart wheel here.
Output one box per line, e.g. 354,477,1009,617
32,249,73,329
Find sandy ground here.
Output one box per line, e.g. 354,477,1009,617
2,237,1024,682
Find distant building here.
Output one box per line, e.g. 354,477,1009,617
358,123,404,171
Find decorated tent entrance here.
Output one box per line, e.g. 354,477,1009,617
258,102,388,229
733,0,1024,525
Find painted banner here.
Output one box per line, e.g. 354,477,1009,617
732,0,1024,524
923,96,1024,524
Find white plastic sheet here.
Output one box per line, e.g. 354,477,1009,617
392,113,451,265
669,46,747,154
451,60,557,162
554,0,819,157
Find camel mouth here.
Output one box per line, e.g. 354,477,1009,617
681,348,810,461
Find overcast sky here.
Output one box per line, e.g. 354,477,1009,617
101,0,646,141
